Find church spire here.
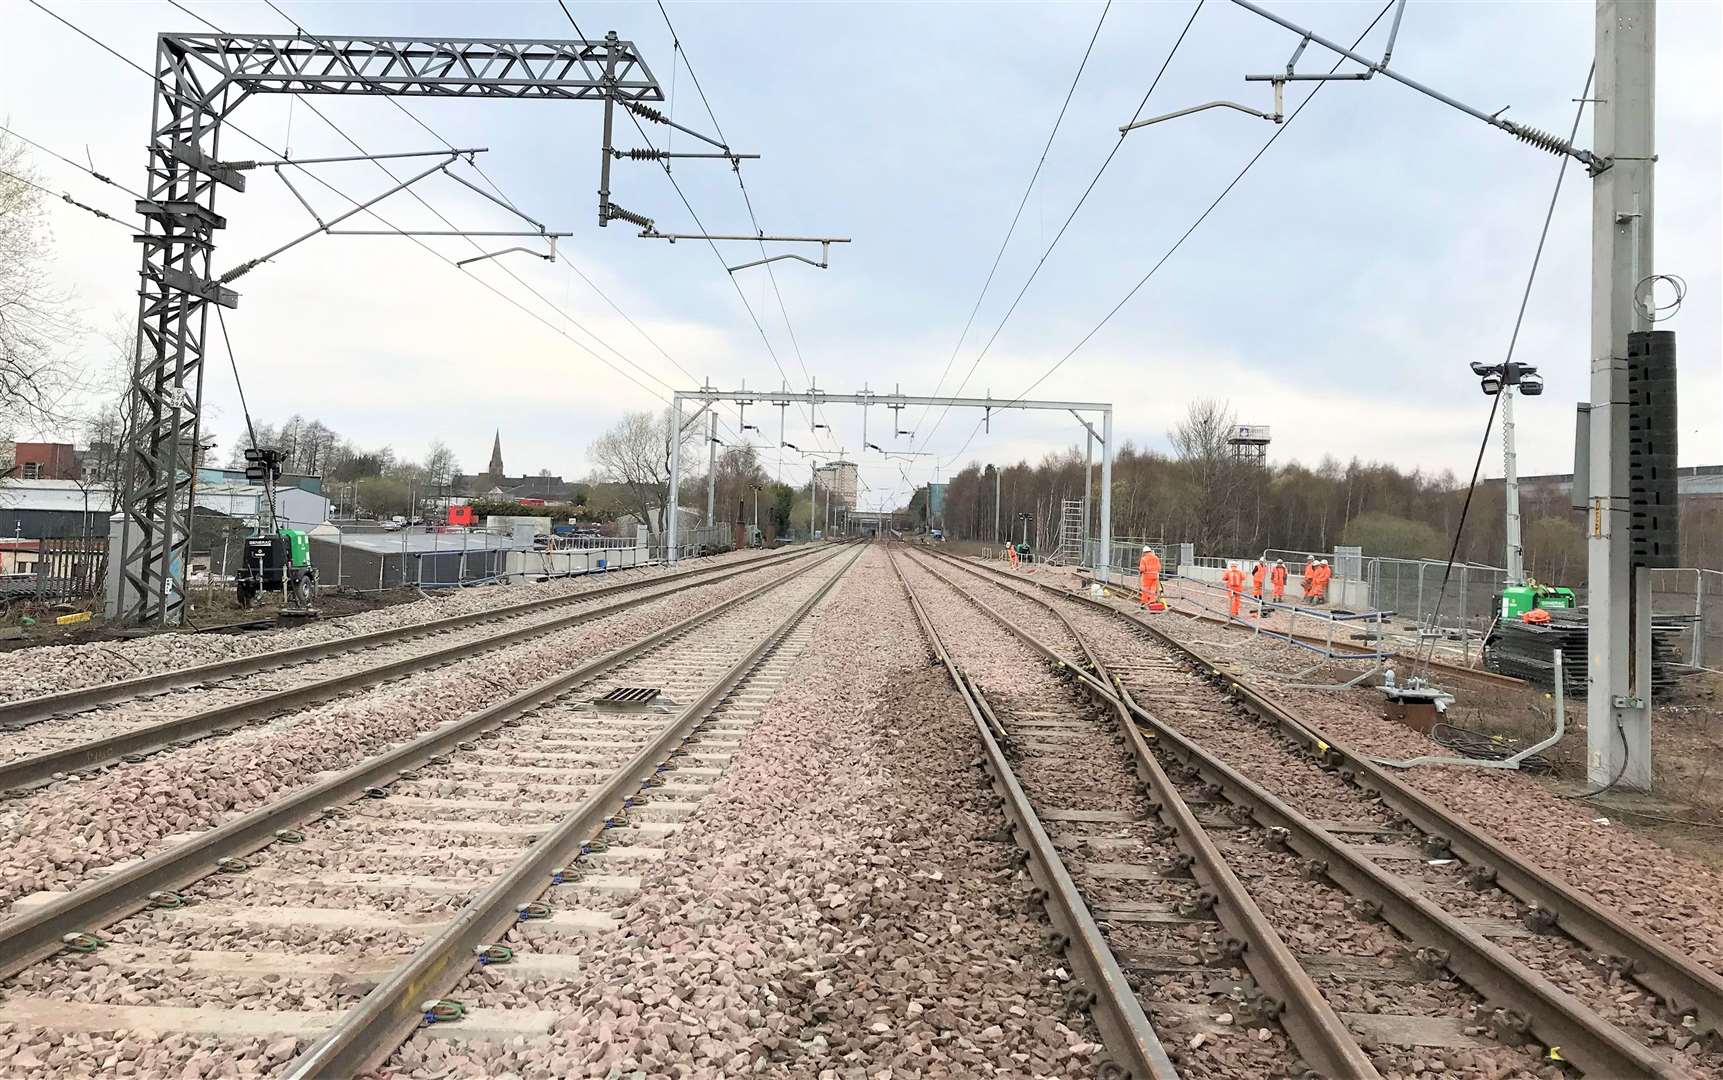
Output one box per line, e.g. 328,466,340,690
488,429,504,479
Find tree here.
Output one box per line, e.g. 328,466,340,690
423,441,460,491
587,410,698,531
1341,512,1446,560
1171,399,1251,552
1,134,77,431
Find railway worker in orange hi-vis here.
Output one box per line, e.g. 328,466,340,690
1301,557,1316,603
1251,560,1266,599
1312,559,1332,604
1137,545,1161,608
1221,562,1246,618
1270,560,1288,603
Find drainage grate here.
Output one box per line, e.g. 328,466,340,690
595,687,662,709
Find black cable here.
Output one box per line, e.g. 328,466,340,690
0,166,132,229
908,0,1114,439
557,1,826,457
917,0,1206,456
939,0,1395,468
1414,63,1594,677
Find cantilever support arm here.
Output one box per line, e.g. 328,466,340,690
1121,98,1282,133
728,251,826,273
1227,0,1600,168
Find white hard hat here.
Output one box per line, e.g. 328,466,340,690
1142,545,1152,552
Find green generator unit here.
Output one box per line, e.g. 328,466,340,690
238,528,317,608
1499,581,1576,621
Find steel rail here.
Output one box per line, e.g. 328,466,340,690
0,545,852,982
0,550,818,795
909,550,1377,1077
888,547,1180,1080
917,549,1697,1079
282,542,866,1078
953,552,1723,1042
0,547,811,731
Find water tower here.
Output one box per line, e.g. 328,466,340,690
1228,424,1271,464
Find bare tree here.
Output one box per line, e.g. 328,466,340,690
587,410,699,531
1170,399,1250,551
0,133,78,430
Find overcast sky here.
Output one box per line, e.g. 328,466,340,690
3,0,1718,511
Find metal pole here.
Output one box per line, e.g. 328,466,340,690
1084,431,1093,570
1588,0,1655,790
666,395,682,565
705,406,717,527
994,466,1001,546
1503,385,1524,584
809,468,816,539
1098,408,1114,584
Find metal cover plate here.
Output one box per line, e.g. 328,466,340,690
595,687,662,709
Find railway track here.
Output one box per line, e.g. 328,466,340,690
0,546,818,794
0,542,862,1077
907,545,1717,1079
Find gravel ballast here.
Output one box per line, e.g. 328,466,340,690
0,553,817,914
385,544,1106,1079
936,553,1723,1073
0,549,777,705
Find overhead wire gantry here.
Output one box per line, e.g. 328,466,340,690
115,32,664,625
666,387,1116,575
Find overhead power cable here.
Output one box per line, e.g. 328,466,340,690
913,0,1206,457
252,0,754,444
0,121,145,200
910,0,1113,442
555,0,832,456
938,0,1396,469
27,0,696,411
1414,62,1594,684
653,0,817,400
173,0,712,420
0,166,133,229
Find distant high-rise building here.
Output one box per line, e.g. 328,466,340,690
814,460,859,507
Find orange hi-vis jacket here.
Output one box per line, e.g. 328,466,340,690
1271,563,1288,591
1138,549,1161,581
1251,563,1266,597
1222,566,1245,594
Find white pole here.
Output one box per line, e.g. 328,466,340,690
1084,430,1094,567
1503,385,1524,584
706,406,717,527
1586,0,1655,790
667,395,683,565
1099,408,1114,584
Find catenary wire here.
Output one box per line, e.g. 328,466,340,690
653,0,818,402
27,0,690,412
935,0,1396,471
170,0,722,430
555,0,833,462
912,0,1207,458
0,166,133,229
1413,62,1595,685
906,0,1113,443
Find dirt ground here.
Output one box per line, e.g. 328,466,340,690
0,586,430,654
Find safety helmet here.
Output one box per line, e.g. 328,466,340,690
1142,545,1151,552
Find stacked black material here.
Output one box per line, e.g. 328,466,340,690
1484,606,1689,698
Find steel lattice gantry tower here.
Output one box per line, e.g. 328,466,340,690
116,34,660,624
